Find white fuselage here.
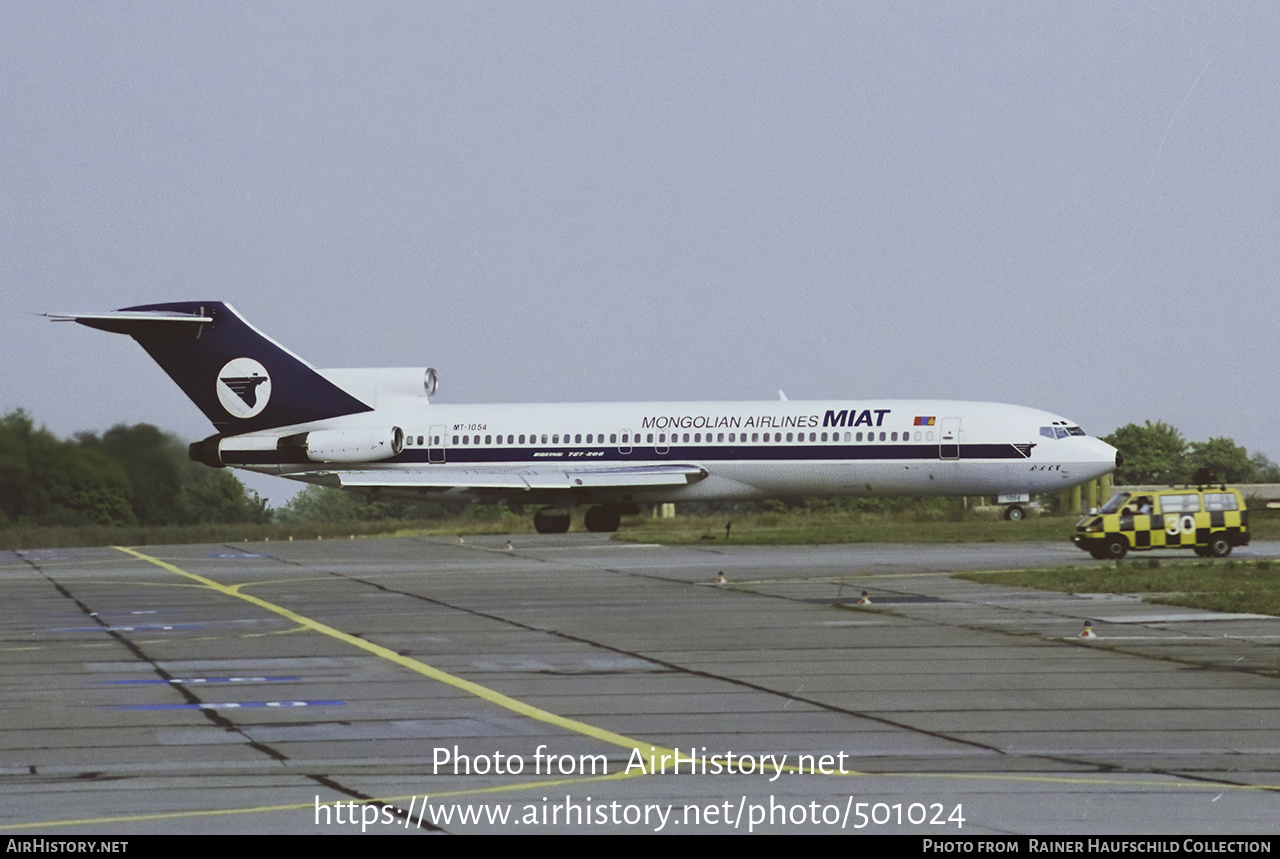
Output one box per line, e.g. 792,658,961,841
224,397,1118,505
52,304,1120,531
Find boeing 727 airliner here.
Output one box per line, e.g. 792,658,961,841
50,302,1119,533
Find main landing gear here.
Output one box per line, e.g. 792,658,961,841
583,505,622,533
532,505,634,533
532,508,571,534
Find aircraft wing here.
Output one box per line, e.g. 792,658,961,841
322,463,707,492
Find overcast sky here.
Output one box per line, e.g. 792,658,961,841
4,2,1277,504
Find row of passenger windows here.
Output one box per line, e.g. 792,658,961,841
403,430,940,447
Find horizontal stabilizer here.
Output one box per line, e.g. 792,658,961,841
44,310,213,330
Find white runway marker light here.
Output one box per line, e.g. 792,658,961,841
1081,620,1097,638
859,590,872,605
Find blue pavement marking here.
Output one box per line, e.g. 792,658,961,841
116,700,344,710
102,676,301,685
56,624,204,632
54,611,160,618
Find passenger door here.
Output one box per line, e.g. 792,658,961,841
428,424,447,463
939,418,960,460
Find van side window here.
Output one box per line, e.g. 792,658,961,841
1161,494,1201,513
1204,493,1239,511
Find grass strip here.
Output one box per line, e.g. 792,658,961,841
7,509,1280,551
959,558,1280,617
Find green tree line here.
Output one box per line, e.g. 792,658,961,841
1101,421,1280,485
273,483,472,523
0,409,470,529
0,410,268,528
4,409,1273,529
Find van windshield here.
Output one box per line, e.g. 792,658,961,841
1099,493,1131,514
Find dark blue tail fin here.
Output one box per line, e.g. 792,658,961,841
56,301,372,433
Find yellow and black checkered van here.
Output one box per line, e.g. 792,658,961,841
1072,487,1249,560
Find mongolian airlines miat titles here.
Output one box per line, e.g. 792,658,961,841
50,302,1120,533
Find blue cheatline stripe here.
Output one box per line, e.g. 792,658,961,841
223,441,1028,467
115,700,343,710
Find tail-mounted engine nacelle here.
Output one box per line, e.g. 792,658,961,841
191,427,405,467
289,427,405,463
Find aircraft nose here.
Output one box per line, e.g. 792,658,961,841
1079,435,1121,478
1095,435,1122,470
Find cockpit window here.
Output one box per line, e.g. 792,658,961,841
1043,424,1088,439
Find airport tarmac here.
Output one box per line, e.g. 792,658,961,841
2,536,1279,835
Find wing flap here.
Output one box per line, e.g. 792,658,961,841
326,464,707,492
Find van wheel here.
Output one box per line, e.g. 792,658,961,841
1103,537,1128,560
1208,534,1232,558
1004,505,1025,521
